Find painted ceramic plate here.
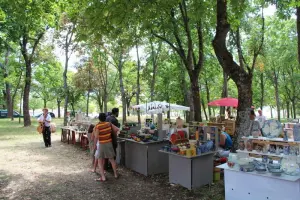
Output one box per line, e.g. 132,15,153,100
262,119,282,138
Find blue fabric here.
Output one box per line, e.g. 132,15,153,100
222,132,232,149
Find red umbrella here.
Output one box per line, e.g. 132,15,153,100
208,97,238,107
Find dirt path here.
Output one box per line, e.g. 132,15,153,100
0,127,224,200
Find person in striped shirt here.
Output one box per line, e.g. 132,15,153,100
94,113,119,181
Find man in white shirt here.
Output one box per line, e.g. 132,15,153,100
38,108,52,147
256,109,266,128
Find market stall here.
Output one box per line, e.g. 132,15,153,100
208,97,238,136
159,126,219,190
119,101,190,176
61,112,91,146
219,121,300,200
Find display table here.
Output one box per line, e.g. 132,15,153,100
217,163,300,200
159,151,215,190
61,126,74,144
125,139,169,176
116,139,126,166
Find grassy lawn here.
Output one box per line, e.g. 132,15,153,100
0,118,64,145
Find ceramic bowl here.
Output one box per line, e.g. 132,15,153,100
240,163,255,172
268,163,281,169
269,168,283,176
255,165,267,173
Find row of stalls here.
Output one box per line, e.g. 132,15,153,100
117,101,219,190
60,99,300,200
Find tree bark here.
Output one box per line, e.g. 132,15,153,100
57,99,61,118
86,91,90,116
189,73,202,122
152,1,204,121
220,70,228,116
201,98,208,121
63,47,69,125
11,69,23,121
23,61,32,126
270,106,273,118
205,79,211,117
273,72,281,121
297,7,300,68
117,52,126,124
19,88,23,124
292,99,296,119
20,31,44,126
260,72,264,110
213,0,258,151
286,101,290,119
150,39,161,102
3,47,13,118
136,43,141,124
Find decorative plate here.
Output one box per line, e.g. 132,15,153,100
262,119,282,138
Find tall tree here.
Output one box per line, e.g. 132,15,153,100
213,0,265,150
56,8,80,125
1,0,58,126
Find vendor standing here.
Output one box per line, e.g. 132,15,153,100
106,108,120,128
217,127,232,157
38,108,52,148
105,108,119,170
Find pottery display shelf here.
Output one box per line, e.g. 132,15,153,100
236,149,288,158
242,136,300,143
238,136,300,158
124,138,169,176
159,150,216,190
217,163,300,200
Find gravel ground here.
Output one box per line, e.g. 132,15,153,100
0,129,225,200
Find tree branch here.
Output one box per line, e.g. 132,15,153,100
251,5,265,72
29,32,45,62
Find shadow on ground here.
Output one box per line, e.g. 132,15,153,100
0,134,225,200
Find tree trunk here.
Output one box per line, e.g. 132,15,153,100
296,6,300,68
43,99,46,108
3,48,13,118
286,101,290,119
213,0,257,152
273,73,281,121
292,99,296,119
63,48,69,125
220,70,228,116
71,103,75,115
189,73,202,122
260,72,264,110
86,91,90,116
136,44,141,124
270,106,273,118
118,53,126,124
150,40,160,102
205,79,211,117
23,61,31,126
11,69,23,121
57,99,61,118
232,82,252,151
126,100,130,117
103,91,108,113
201,98,208,121
19,88,23,124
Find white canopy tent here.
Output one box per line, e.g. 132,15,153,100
131,101,190,114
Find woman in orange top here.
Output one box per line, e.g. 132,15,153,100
94,113,119,181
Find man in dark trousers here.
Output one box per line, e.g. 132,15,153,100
105,108,120,170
